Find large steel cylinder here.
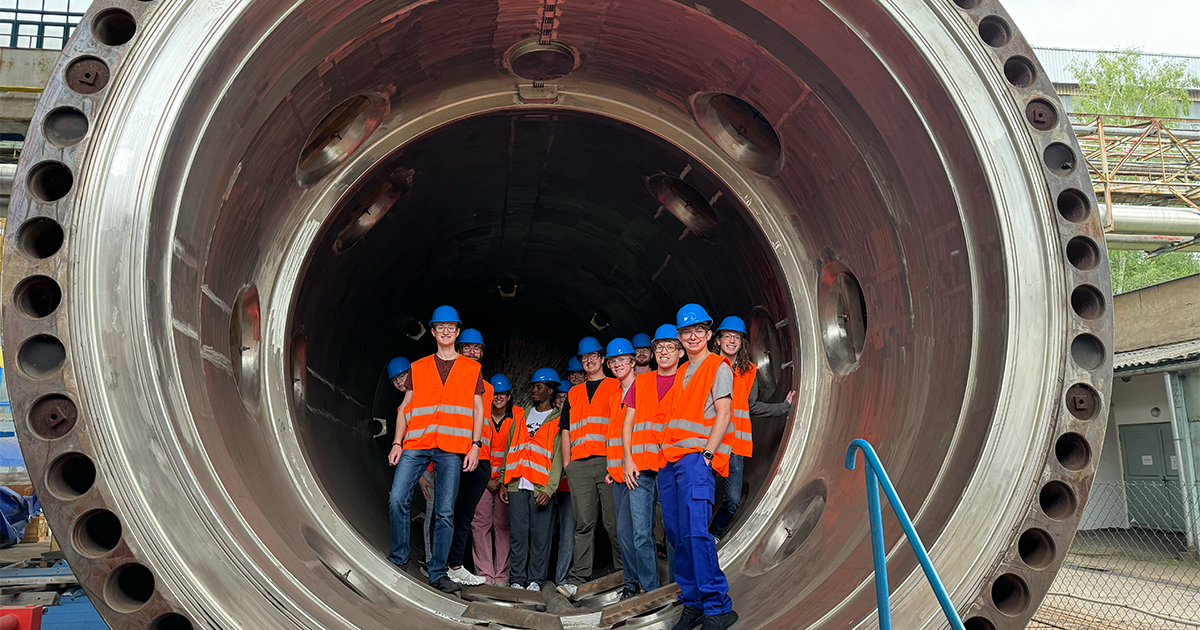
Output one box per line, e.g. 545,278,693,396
1,1,1113,629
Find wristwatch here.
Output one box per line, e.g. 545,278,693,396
472,439,484,448
702,450,714,461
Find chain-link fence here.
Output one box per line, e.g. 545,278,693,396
1029,481,1200,629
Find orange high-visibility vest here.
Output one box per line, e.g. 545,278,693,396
505,410,559,487
605,384,631,482
489,407,522,480
480,381,495,464
661,353,736,477
405,355,480,454
730,364,756,457
567,378,621,461
628,371,674,472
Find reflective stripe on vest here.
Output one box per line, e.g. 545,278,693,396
566,379,621,461
504,413,558,487
480,382,495,464
661,353,736,476
730,364,755,457
405,355,481,454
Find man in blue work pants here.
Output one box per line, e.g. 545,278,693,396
659,453,731,624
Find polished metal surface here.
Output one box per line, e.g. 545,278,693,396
1,1,1112,629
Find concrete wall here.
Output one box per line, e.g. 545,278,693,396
1112,274,1200,353
0,48,60,135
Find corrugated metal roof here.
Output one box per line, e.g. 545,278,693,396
1033,47,1200,88
1113,338,1200,371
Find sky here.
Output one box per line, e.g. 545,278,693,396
1003,0,1200,57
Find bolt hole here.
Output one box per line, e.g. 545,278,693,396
28,394,77,439
991,573,1030,616
1003,56,1036,88
26,162,74,203
46,452,95,499
1043,143,1077,174
1065,383,1100,421
1025,99,1058,131
1039,480,1077,521
1070,284,1105,320
14,275,62,319
964,617,996,630
150,613,194,630
16,217,64,259
1057,189,1090,223
73,509,122,557
978,17,1011,48
1070,334,1105,370
952,0,981,8
18,334,66,379
43,107,89,148
1065,237,1099,271
104,564,155,613
92,9,136,46
1055,432,1091,471
1018,528,1056,570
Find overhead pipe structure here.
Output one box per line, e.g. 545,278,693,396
1,1,1113,630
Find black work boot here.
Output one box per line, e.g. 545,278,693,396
700,610,739,630
431,575,462,594
671,605,704,630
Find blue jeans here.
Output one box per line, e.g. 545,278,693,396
552,491,575,585
710,454,743,537
659,453,732,616
389,448,463,583
614,471,662,592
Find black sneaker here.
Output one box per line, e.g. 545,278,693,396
620,588,640,601
431,576,462,594
419,561,429,578
671,605,704,630
699,610,739,630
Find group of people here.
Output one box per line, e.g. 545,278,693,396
384,303,794,630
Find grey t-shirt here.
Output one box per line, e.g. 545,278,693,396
681,357,734,419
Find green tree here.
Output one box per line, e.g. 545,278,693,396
1069,48,1192,124
1109,250,1199,294
1070,49,1199,293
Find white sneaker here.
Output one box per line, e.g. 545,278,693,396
510,582,526,589
447,566,485,586
556,583,578,599
526,582,541,592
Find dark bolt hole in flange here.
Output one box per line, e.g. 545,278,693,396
65,57,111,95
30,395,78,439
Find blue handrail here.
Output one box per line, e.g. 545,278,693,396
845,439,965,630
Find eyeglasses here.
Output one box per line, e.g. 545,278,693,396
679,327,709,339
433,324,459,333
718,333,742,341
607,356,633,366
654,343,680,353
580,352,602,362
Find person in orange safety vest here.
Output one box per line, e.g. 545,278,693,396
659,304,738,630
386,305,486,595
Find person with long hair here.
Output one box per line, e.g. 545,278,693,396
708,316,795,540
472,374,522,585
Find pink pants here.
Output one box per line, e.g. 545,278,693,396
472,485,510,583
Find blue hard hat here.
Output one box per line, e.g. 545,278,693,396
489,373,512,393
386,357,411,379
458,328,485,347
566,357,584,372
631,333,652,348
558,379,572,393
653,324,678,342
716,316,747,336
606,338,635,357
531,368,561,384
430,305,461,324
577,336,604,356
676,303,713,329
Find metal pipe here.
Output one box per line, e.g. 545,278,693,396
1105,234,1200,253
1073,124,1200,141
1110,204,1200,236
0,163,14,219
1163,373,1197,551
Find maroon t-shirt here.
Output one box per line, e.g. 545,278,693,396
624,373,677,408
433,355,485,395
